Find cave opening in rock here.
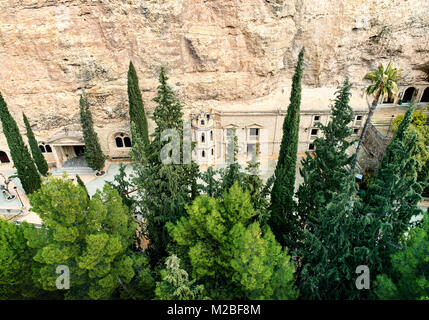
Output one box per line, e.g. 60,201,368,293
402,87,415,103
0,151,10,163
420,87,429,103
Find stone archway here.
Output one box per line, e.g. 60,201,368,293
421,87,429,103
402,87,416,103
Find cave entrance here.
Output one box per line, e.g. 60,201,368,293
402,87,416,103
0,151,10,163
420,87,429,103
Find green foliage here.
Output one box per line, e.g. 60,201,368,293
119,251,155,300
297,176,374,299
391,107,429,178
155,255,207,300
131,67,199,265
354,61,402,168
107,163,135,209
269,48,304,249
167,182,298,300
76,174,89,199
363,105,424,269
79,95,106,172
128,61,149,145
0,219,48,299
23,113,48,176
296,81,375,299
0,92,41,194
375,211,429,300
297,80,356,241
25,176,146,300
364,61,402,101
200,166,221,197
200,134,272,224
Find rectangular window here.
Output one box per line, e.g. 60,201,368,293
309,143,315,150
354,128,359,135
356,115,362,121
249,128,259,136
311,128,318,136
314,115,320,121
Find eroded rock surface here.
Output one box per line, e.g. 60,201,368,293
0,0,428,134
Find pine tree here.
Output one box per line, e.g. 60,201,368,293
23,113,48,176
0,93,41,194
131,67,199,266
374,210,429,300
25,176,153,300
79,95,106,173
167,182,298,299
297,80,355,239
269,48,304,248
128,61,149,145
0,219,57,299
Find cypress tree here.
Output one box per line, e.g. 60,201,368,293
297,80,355,238
128,61,149,145
362,104,424,268
76,174,89,199
269,48,304,248
0,93,41,194
79,95,106,173
23,113,48,176
131,67,199,266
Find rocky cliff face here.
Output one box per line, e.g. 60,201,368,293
0,0,428,133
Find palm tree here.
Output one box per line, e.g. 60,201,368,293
352,61,402,169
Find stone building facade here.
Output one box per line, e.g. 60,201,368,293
1,83,428,169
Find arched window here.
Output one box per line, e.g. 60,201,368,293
402,87,416,103
0,151,10,163
45,145,52,153
201,120,205,125
124,137,132,147
115,137,124,148
202,150,205,158
201,133,205,143
39,145,46,153
210,130,213,141
421,87,429,103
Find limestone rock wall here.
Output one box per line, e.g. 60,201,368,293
0,0,428,140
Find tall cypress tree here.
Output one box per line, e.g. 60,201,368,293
131,67,199,266
23,113,48,176
297,80,355,237
0,93,41,194
128,61,149,145
269,48,304,248
79,95,105,172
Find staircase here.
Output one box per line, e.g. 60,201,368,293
50,156,97,176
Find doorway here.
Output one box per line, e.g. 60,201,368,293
74,145,85,157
